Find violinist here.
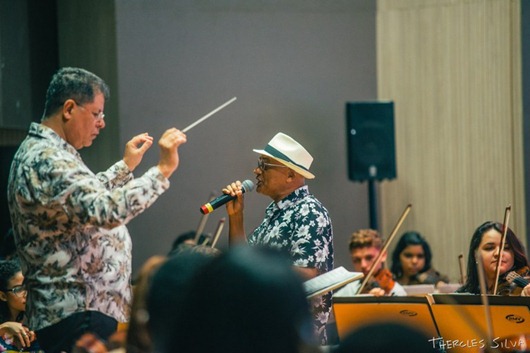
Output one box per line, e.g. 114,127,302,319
0,260,42,352
334,229,406,297
456,221,530,296
390,231,449,288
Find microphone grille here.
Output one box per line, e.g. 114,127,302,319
241,179,255,193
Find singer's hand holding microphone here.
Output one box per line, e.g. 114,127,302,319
200,180,254,214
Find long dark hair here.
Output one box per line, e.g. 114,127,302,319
457,221,529,294
391,231,432,279
0,259,23,322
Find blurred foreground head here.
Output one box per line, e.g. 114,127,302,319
167,246,316,353
334,322,436,353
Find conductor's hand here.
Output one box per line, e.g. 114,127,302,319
157,128,187,178
222,180,244,216
123,133,153,172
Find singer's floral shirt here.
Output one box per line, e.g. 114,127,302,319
7,123,170,331
249,185,334,344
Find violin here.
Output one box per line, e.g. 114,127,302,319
486,265,530,352
363,268,396,295
356,204,412,294
496,266,530,296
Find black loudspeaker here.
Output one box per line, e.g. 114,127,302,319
346,102,397,182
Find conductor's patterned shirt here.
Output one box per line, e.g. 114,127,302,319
248,185,334,344
7,123,169,331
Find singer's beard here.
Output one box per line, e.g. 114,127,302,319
254,178,267,195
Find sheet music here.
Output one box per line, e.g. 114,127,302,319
304,266,363,299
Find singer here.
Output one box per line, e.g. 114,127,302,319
221,132,334,345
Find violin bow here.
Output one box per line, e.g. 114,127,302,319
475,250,494,348
194,191,217,243
356,204,412,294
458,253,466,284
493,205,511,295
433,255,497,353
210,218,226,248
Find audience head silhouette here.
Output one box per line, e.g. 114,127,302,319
166,246,315,353
334,322,436,353
147,248,218,353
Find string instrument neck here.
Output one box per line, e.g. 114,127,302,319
362,268,395,295
497,266,530,295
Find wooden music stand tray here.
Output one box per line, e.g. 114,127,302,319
333,296,440,341
429,294,530,353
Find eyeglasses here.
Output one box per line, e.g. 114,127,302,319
74,101,105,121
5,284,27,298
257,158,287,171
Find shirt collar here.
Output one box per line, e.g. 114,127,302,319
28,122,80,158
276,185,309,210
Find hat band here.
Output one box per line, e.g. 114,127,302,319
264,145,310,172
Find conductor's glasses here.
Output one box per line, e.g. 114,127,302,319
74,101,105,121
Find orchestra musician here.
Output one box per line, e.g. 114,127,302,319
390,231,449,288
0,260,41,352
334,229,406,297
456,221,530,296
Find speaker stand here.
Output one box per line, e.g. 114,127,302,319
368,179,378,230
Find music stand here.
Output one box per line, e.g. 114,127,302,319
333,296,440,340
429,294,530,353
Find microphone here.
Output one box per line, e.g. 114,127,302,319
199,180,254,214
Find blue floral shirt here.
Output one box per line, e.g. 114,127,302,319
249,185,334,344
7,123,170,331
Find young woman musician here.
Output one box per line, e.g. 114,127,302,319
391,231,449,288
0,259,42,352
456,221,530,296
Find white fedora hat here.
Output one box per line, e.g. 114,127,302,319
253,132,315,179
